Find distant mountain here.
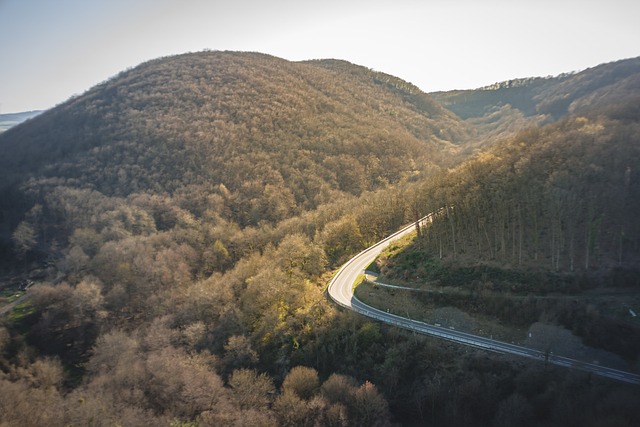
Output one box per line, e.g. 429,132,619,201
0,110,42,132
431,76,563,119
430,57,640,151
431,57,640,120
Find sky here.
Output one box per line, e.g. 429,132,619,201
0,0,639,113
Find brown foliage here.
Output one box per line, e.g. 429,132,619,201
281,365,320,400
1,52,639,427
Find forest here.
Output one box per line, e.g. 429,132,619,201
1,51,640,426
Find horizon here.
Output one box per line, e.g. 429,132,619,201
1,50,630,116
1,0,639,114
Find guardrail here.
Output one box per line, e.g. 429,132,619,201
327,215,640,386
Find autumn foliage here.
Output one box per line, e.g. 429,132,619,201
1,52,640,426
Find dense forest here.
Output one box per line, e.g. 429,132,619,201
363,108,640,368
431,57,640,120
416,114,640,272
1,51,640,426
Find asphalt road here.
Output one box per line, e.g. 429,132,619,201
327,217,640,385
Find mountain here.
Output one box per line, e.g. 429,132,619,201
2,52,640,427
415,112,640,273
411,56,640,272
0,51,479,427
430,57,640,150
0,110,42,133
369,58,640,372
0,51,469,235
431,57,640,120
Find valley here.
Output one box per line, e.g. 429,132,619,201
1,52,640,426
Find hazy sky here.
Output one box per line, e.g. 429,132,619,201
1,0,639,113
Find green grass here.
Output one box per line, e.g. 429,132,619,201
6,300,38,329
3,290,25,303
376,238,580,295
354,279,525,343
353,274,366,292
364,260,380,274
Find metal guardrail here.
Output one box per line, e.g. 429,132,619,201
327,216,640,386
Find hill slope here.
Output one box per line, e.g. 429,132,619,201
431,56,640,120
371,72,640,365
2,52,640,427
417,112,640,272
0,52,469,230
431,57,640,153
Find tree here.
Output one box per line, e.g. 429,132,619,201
492,393,533,427
352,381,391,427
202,239,230,273
12,220,37,259
136,346,228,417
318,215,364,264
320,373,358,405
69,227,102,257
276,234,327,278
0,378,64,426
221,335,258,375
281,366,320,400
64,245,90,276
24,357,65,390
273,390,312,427
228,369,275,410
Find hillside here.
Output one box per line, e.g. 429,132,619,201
416,113,640,272
370,80,640,370
421,57,640,274
0,52,469,235
2,52,640,426
431,57,640,151
0,51,473,426
431,57,640,120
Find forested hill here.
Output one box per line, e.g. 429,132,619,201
0,51,469,230
411,56,640,273
3,52,640,426
376,61,640,381
0,51,479,426
416,111,640,273
431,56,640,120
398,58,640,272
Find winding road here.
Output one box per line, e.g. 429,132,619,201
327,217,640,385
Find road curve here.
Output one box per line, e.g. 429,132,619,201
327,217,640,386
